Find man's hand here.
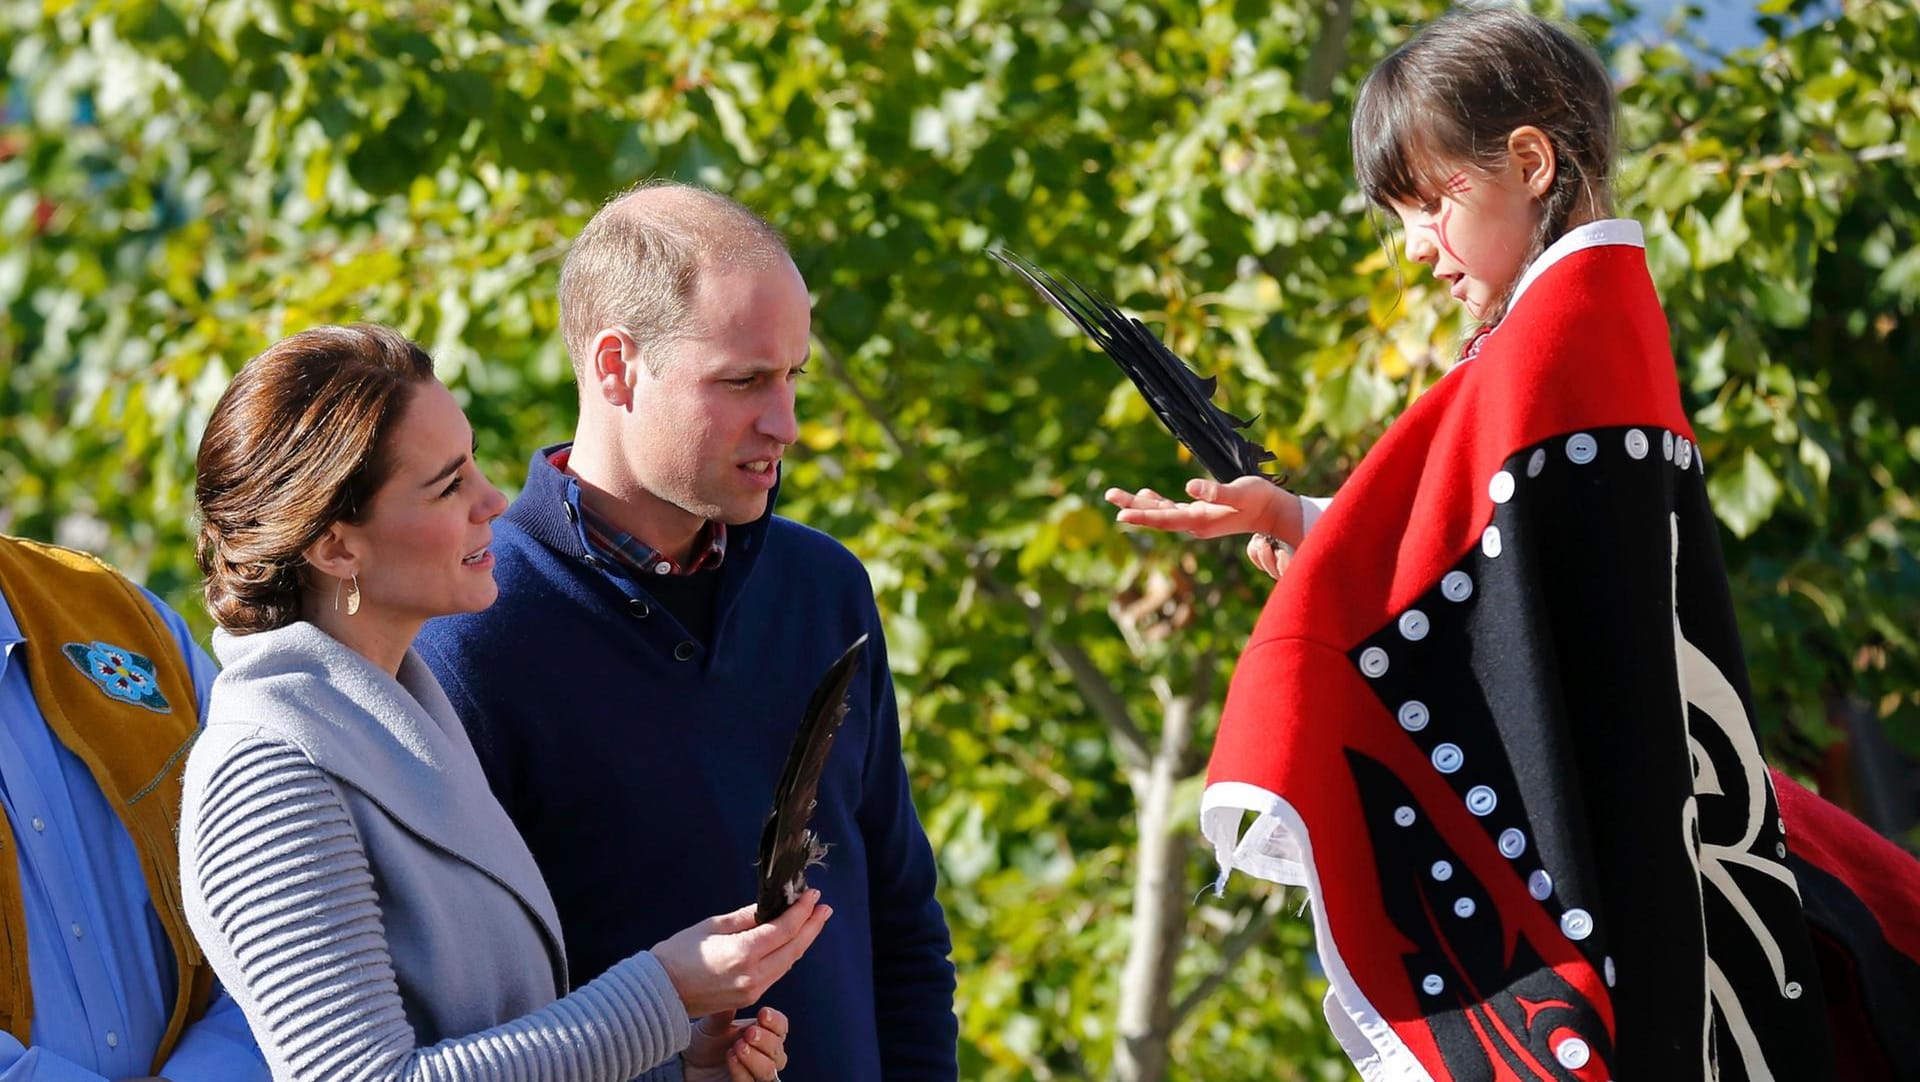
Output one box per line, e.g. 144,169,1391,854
684,1007,789,1082
652,891,831,1019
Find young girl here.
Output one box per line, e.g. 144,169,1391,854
1105,9,1879,1080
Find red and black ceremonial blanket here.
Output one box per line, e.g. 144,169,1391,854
1202,229,1920,1080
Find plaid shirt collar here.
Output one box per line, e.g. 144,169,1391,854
547,449,727,577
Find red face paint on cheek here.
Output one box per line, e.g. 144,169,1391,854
1432,203,1466,263
1416,171,1471,264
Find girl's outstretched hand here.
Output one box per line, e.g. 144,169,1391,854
1106,477,1303,546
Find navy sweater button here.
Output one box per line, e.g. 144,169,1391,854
627,599,651,619
673,641,696,661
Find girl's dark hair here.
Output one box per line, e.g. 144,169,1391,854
194,324,436,633
1352,6,1617,265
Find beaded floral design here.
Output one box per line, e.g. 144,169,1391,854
62,640,171,714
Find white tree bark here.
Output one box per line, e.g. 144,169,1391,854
1110,685,1200,1082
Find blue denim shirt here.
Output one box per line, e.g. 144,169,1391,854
0,587,266,1081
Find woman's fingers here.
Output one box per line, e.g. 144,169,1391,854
730,1029,785,1081
734,891,819,957
755,1007,789,1039
703,903,761,935
654,892,828,1016
739,1022,787,1066
757,900,832,977
721,1035,775,1082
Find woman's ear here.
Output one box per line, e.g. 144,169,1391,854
1508,125,1558,199
301,523,361,586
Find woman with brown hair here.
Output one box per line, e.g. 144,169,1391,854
178,324,821,1082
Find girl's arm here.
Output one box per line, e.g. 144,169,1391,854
1106,477,1329,579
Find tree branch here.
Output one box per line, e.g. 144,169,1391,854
811,330,907,459
1691,142,1907,177
973,568,1152,775
1176,645,1219,777
1170,887,1287,1028
1301,0,1357,104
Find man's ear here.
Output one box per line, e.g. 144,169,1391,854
588,328,644,409
301,523,362,587
1508,125,1558,199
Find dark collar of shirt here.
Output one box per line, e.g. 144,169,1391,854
545,448,726,577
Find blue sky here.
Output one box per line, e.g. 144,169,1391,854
1613,0,1773,49
1573,0,1845,58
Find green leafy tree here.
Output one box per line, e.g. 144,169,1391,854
3,1,1914,1078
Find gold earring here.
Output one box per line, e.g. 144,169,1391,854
345,574,361,616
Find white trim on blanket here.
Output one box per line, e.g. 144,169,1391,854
1507,217,1646,315
1200,782,1436,1082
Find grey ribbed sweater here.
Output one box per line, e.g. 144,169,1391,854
178,621,693,1082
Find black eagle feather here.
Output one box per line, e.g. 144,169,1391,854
756,634,869,923
992,249,1277,481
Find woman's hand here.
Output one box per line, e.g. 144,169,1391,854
684,1007,790,1082
652,892,831,1019
1106,477,1303,546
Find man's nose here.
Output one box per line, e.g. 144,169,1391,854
759,386,799,446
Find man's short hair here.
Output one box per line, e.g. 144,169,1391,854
557,181,790,378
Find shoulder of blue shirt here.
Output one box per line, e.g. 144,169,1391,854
133,585,218,725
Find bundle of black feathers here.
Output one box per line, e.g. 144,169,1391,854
992,250,1276,482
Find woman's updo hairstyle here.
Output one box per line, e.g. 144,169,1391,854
195,324,435,633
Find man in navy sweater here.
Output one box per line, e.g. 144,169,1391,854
415,183,957,1081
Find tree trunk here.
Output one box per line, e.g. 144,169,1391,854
1302,0,1357,104
1111,690,1202,1082
1112,767,1195,1079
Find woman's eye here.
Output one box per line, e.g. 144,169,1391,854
441,476,464,498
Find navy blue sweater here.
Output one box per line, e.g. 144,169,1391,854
416,447,957,1082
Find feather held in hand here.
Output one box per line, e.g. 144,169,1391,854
756,634,869,923
993,249,1277,481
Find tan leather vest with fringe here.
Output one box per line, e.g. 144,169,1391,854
0,536,212,1069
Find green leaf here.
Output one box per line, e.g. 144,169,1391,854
1695,192,1751,269
1708,447,1784,538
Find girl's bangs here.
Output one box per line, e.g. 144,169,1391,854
1352,46,1471,210
1354,108,1459,210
